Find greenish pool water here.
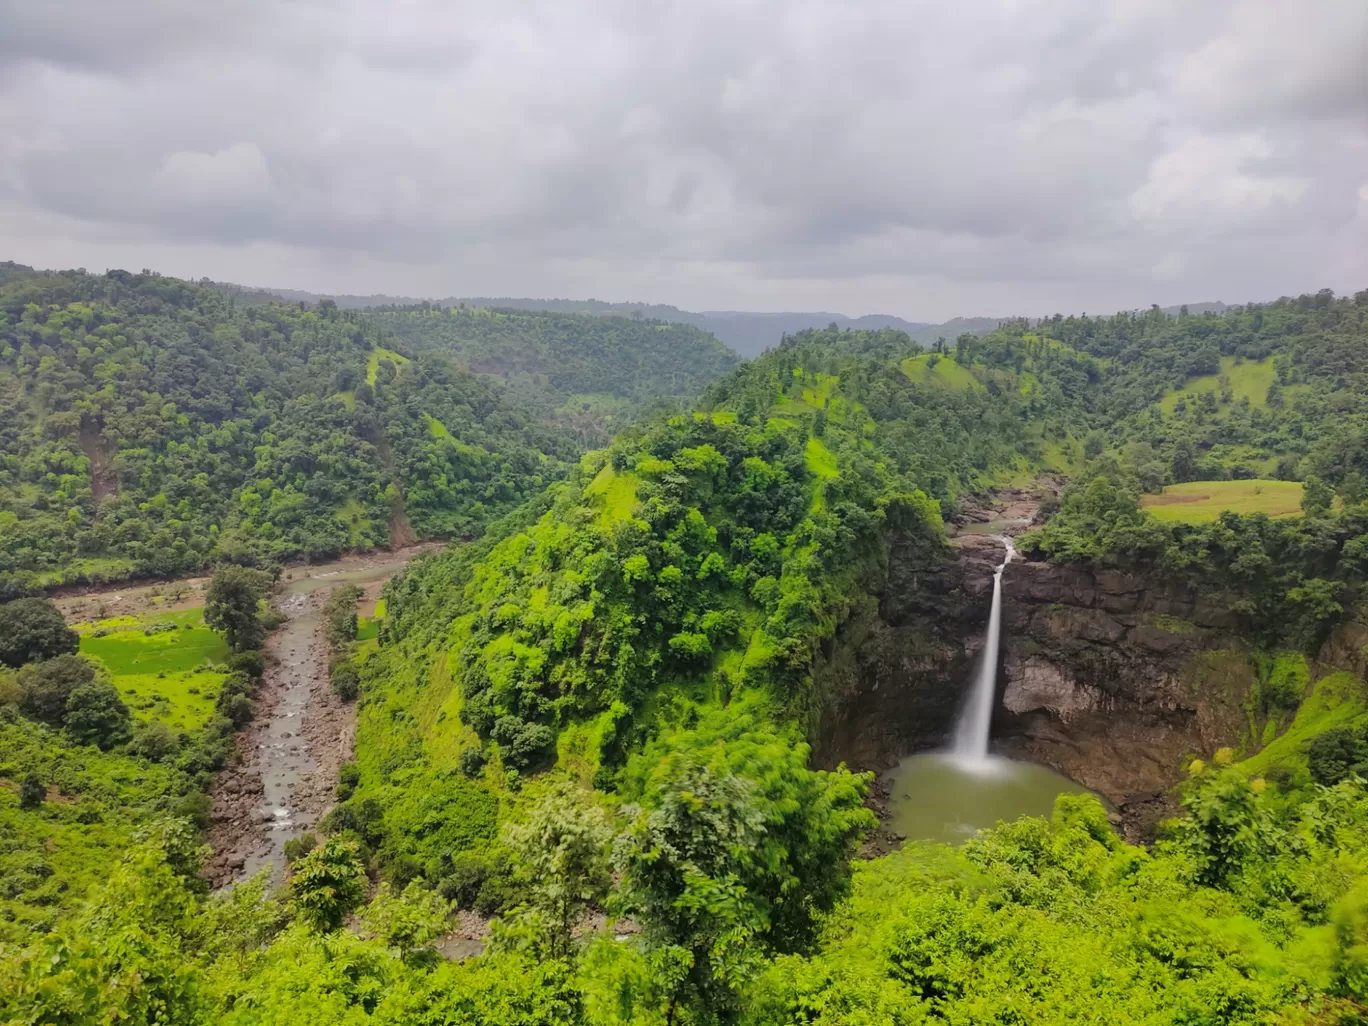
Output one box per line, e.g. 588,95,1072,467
883,753,1089,845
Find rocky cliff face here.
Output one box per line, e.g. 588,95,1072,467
813,522,1263,837
992,551,1255,832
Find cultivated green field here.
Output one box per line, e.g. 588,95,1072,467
901,353,982,390
78,609,231,730
1140,479,1304,523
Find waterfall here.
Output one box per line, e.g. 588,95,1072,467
951,536,1014,762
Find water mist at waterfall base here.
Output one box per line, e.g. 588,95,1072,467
882,537,1087,845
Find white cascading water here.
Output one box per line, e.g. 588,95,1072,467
951,536,1014,762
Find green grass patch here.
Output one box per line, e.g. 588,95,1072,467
1160,356,1277,414
425,412,451,438
366,346,410,386
900,354,982,391
585,465,639,526
772,398,819,417
357,617,379,642
805,437,838,481
79,610,230,731
1238,672,1368,779
1140,480,1304,523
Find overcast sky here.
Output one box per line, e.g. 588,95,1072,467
1,0,1365,321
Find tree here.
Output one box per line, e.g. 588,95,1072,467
17,653,97,726
1302,475,1333,517
499,782,613,959
19,771,44,810
361,882,451,963
204,565,273,652
612,712,875,1020
0,598,78,668
289,838,367,931
65,681,132,750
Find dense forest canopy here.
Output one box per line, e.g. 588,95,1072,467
0,263,736,595
6,278,1368,1024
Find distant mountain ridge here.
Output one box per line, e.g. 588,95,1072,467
243,283,1231,359
253,285,1008,357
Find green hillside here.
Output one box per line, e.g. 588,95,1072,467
11,291,1368,1024
0,266,737,594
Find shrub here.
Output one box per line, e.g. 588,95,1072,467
227,649,265,679
491,715,555,769
17,654,97,727
330,661,360,702
65,681,133,750
19,771,45,810
129,720,181,763
283,833,318,863
0,598,79,668
458,746,486,778
289,838,367,931
220,692,255,728
336,761,361,801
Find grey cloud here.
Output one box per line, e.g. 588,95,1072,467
0,0,1363,319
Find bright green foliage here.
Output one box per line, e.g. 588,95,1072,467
0,596,78,666
498,781,614,959
204,565,273,651
289,838,368,932
361,882,452,962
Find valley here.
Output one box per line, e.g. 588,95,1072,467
4,273,1368,1025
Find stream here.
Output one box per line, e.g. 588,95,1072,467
205,551,424,886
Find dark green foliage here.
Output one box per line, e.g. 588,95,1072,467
16,654,96,727
436,852,521,915
225,649,264,680
458,745,486,778
1308,727,1368,785
336,761,361,801
0,266,737,592
329,660,360,702
203,566,272,652
322,585,362,650
128,719,180,763
18,771,43,810
0,598,78,668
1021,466,1364,648
64,681,132,750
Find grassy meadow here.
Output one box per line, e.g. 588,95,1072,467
1140,479,1304,524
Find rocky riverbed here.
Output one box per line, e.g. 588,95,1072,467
204,549,430,887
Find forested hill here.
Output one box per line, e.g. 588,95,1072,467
0,264,736,594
